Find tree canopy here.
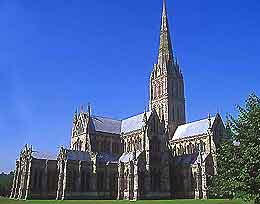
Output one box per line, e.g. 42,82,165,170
211,94,260,204
0,172,14,197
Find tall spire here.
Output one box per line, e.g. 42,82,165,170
158,0,174,66
162,0,167,14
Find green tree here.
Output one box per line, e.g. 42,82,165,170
211,94,260,204
0,171,14,197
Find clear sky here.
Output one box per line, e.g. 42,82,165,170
0,0,259,173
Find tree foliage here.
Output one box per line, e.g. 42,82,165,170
211,94,260,203
0,172,14,197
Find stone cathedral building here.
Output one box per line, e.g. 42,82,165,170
10,0,225,201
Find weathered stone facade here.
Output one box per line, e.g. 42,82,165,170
10,0,226,201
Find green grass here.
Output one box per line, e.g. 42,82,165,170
0,197,250,204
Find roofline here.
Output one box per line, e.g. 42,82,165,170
170,133,209,143
92,115,122,122
179,115,217,126
91,112,151,122
121,111,149,121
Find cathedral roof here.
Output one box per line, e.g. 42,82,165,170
90,111,152,135
121,112,151,134
172,116,216,140
32,151,57,160
92,116,122,135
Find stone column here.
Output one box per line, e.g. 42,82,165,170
194,175,199,198
18,160,28,199
201,164,208,199
193,165,200,199
133,161,139,200
117,163,123,200
24,159,32,200
15,161,22,199
128,162,134,200
144,153,151,196
10,161,19,198
90,157,97,195
56,161,64,200
127,167,131,200
61,161,67,200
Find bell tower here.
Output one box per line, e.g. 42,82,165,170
150,0,186,137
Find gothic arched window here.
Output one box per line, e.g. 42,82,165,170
187,144,190,154
200,140,206,152
139,138,142,150
192,143,195,153
79,141,83,151
173,145,177,156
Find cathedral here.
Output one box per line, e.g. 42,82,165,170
10,0,225,200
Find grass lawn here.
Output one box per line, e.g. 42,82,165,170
0,198,250,204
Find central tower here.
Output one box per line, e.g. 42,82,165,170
150,0,186,137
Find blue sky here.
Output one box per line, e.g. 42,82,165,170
0,0,259,172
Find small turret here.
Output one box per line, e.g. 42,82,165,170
73,109,78,124
87,103,91,117
208,113,212,131
80,104,84,113
143,106,148,124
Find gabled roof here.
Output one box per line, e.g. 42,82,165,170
32,151,57,160
92,116,122,135
121,112,151,134
172,116,216,140
88,111,152,135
